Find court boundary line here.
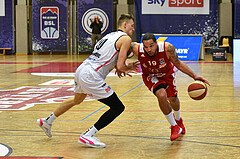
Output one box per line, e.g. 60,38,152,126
0,129,239,149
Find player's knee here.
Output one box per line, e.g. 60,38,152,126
99,92,125,114
111,102,125,115
155,89,167,99
73,98,83,105
168,96,178,103
118,103,125,113
73,94,87,106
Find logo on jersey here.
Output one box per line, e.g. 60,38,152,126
40,7,59,39
81,8,109,35
159,58,166,68
160,58,165,64
105,86,111,93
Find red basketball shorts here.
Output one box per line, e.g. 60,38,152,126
142,73,178,98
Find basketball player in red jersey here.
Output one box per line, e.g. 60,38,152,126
128,33,210,141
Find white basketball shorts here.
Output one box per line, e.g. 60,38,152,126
74,63,114,100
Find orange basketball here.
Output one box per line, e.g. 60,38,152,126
188,81,207,100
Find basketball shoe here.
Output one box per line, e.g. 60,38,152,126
170,125,182,141
175,117,186,134
78,134,106,148
37,118,52,137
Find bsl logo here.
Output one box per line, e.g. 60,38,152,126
148,0,204,7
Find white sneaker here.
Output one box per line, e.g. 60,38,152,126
78,134,106,148
37,118,52,137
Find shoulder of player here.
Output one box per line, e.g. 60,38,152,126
120,35,131,40
118,35,132,44
164,42,175,53
115,35,131,50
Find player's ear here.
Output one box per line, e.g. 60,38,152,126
123,21,127,28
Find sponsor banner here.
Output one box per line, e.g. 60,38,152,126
0,0,14,54
0,86,93,110
134,0,218,47
78,0,113,52
39,79,74,85
142,0,209,14
32,0,67,52
40,7,59,39
234,0,240,38
0,0,5,16
234,39,240,62
141,34,203,61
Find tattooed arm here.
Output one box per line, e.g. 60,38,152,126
165,42,210,85
130,42,139,56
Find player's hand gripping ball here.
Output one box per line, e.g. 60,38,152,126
188,81,208,100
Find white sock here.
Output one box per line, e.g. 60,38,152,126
83,125,98,136
46,112,56,124
174,110,181,121
165,112,177,126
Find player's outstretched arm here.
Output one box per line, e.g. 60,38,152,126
166,42,210,86
116,36,139,75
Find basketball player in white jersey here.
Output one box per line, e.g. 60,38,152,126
37,14,139,148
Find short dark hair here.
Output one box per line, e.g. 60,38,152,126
117,14,134,28
142,33,156,42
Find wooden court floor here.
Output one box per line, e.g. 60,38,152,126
0,53,239,159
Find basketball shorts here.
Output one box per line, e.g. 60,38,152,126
142,73,177,98
74,64,114,100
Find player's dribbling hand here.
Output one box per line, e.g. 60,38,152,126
194,76,211,86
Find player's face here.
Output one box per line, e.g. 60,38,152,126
125,19,135,37
143,39,158,57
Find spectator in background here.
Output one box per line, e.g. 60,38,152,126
90,15,103,50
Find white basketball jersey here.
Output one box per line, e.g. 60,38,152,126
83,31,128,79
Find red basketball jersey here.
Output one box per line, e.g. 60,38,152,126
138,41,174,78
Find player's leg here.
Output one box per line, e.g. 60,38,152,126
54,93,87,117
154,86,172,115
168,96,186,134
79,92,125,148
166,75,186,134
37,93,87,137
96,34,101,42
92,34,97,49
153,84,182,141
142,74,181,140
95,92,125,130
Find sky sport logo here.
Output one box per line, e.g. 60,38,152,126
148,0,204,7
